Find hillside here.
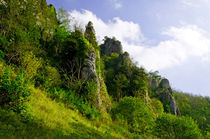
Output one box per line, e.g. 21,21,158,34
0,0,209,138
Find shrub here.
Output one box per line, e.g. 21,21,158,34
112,96,155,134
84,79,98,106
0,50,4,58
49,88,100,120
0,68,31,113
18,51,42,80
154,113,203,139
151,98,164,117
44,65,61,88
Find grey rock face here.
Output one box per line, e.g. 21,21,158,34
151,79,158,89
158,79,180,115
100,37,123,56
169,95,180,115
85,21,96,35
81,50,102,106
160,78,170,89
81,50,97,81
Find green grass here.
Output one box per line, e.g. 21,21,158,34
0,87,133,138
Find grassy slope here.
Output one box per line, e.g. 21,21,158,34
0,88,132,139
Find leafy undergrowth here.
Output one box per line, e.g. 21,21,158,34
0,88,133,139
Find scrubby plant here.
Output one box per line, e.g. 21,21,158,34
84,21,98,48
112,96,155,135
36,65,61,89
154,113,203,139
0,68,31,113
84,79,98,106
0,50,4,58
174,92,210,135
114,73,129,101
150,98,164,117
18,51,42,80
49,88,100,120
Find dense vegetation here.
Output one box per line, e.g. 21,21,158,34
174,92,210,135
0,0,209,138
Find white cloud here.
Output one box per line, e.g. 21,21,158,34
134,25,210,70
109,0,122,9
69,10,210,71
114,3,122,9
181,0,210,8
69,10,143,44
181,0,199,7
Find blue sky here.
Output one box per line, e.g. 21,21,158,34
47,0,210,97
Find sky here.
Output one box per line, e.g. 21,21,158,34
46,0,210,97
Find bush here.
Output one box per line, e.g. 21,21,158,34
49,88,100,120
0,68,31,113
112,96,155,134
18,52,42,80
151,98,164,117
154,113,203,139
84,79,98,106
0,50,4,58
36,65,61,89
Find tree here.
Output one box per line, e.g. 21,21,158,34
131,67,149,97
154,113,202,139
57,8,70,30
151,98,164,117
174,92,210,135
113,73,129,101
112,97,155,135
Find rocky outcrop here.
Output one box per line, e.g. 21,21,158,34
85,22,96,36
151,79,158,89
160,78,170,89
155,78,180,115
81,50,97,81
100,37,123,56
81,22,111,111
118,52,133,67
81,50,102,106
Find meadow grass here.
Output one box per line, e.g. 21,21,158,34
0,87,133,138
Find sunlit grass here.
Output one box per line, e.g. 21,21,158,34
28,88,132,138
0,86,134,138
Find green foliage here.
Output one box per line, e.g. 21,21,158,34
0,50,4,58
154,113,203,139
163,99,171,113
102,47,149,100
77,37,91,60
174,92,210,135
151,98,164,117
57,8,70,30
112,97,155,134
51,26,71,56
84,21,98,48
0,0,209,138
49,88,100,120
18,51,42,80
114,73,129,100
52,29,90,80
36,65,61,89
44,65,61,88
99,78,112,113
131,67,149,98
0,88,134,139
84,79,98,106
149,71,161,83
0,68,31,113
